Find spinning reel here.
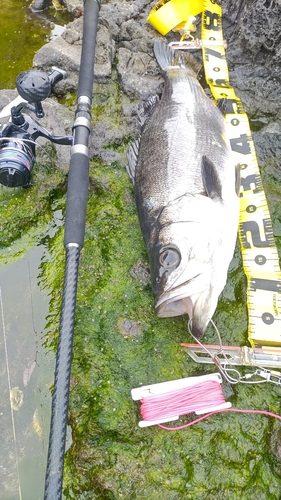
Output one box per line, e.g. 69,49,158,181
0,68,72,187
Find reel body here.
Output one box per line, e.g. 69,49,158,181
0,67,72,187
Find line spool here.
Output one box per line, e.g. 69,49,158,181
131,372,281,429
131,373,231,427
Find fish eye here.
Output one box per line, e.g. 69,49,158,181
159,247,180,269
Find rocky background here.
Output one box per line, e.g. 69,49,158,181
1,0,281,498
27,0,281,235
33,0,281,164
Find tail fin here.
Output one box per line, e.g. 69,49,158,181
153,39,201,76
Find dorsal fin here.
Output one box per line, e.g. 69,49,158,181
153,39,202,76
138,95,159,126
143,94,159,118
127,138,140,186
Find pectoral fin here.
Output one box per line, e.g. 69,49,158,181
201,156,222,200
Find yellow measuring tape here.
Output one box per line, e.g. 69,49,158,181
147,0,204,35
148,0,281,348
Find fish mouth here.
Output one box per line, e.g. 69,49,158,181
155,276,202,318
155,289,210,339
154,274,213,338
155,294,194,318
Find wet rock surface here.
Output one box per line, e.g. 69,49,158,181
117,317,142,337
29,0,281,176
221,0,281,136
30,0,52,10
130,258,151,286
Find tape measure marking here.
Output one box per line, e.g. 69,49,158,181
202,0,281,346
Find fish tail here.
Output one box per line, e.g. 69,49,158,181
153,39,201,76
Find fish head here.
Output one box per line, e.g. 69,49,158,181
148,197,230,338
152,240,223,338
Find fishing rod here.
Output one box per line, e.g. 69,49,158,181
0,0,100,497
44,1,100,499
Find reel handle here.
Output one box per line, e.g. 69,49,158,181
16,67,66,105
47,67,66,88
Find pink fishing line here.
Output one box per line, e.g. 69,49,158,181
139,379,281,430
140,380,226,421
157,408,281,431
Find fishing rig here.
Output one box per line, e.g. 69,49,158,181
0,67,72,188
131,0,281,428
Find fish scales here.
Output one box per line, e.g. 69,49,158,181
135,75,230,219
127,40,240,338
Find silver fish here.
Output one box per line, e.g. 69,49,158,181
23,360,36,387
127,40,240,338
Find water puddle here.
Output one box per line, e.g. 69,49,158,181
0,0,73,89
49,22,66,41
0,245,55,500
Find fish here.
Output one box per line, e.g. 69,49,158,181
33,408,43,438
23,360,36,387
127,40,240,338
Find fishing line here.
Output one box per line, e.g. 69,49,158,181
140,379,226,421
0,136,58,169
137,376,281,430
0,285,23,500
0,137,36,146
187,318,268,385
26,257,39,365
157,408,281,431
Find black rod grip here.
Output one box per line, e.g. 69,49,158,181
64,152,89,248
77,0,100,99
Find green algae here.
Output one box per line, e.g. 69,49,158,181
0,143,66,266
2,103,281,500
2,123,281,498
40,155,280,499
